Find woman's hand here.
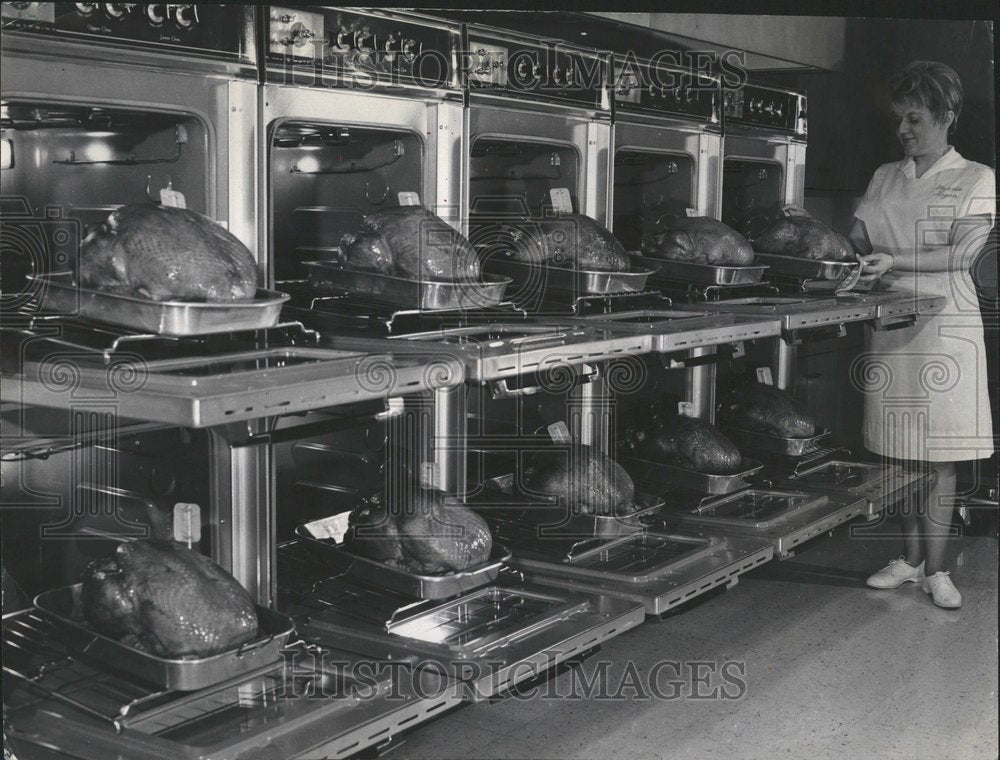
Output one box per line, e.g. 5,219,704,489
858,252,894,284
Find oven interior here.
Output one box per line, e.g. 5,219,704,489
268,120,425,282
612,149,694,251
721,158,784,239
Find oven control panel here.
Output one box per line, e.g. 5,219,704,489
467,27,610,110
265,7,461,90
724,84,806,135
613,57,719,123
0,2,253,61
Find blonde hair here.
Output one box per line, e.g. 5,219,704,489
889,61,963,134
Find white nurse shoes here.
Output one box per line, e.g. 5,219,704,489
922,571,962,608
866,557,926,588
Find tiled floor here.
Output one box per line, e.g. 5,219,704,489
390,517,999,760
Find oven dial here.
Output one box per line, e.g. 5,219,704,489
551,65,562,86
563,65,575,87
145,3,166,26
75,2,97,14
356,32,374,51
401,38,419,62
331,28,351,50
103,3,131,18
174,4,197,28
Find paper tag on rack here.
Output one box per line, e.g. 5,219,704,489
159,187,187,209
685,207,699,217
731,341,746,358
303,512,352,544
547,421,573,443
397,191,420,206
549,187,573,213
677,401,697,418
756,367,774,385
173,503,201,547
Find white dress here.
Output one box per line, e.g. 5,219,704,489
854,147,996,462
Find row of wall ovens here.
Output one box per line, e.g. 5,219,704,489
1,7,925,760
0,6,807,292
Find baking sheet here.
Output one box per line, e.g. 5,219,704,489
33,584,294,692
753,252,859,282
30,274,288,336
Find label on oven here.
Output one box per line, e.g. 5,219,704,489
303,512,352,544
397,191,421,206
756,367,774,385
549,188,573,214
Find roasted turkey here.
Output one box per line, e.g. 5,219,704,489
507,214,629,272
718,382,817,438
752,216,855,262
626,414,744,475
345,489,493,574
641,216,755,266
339,206,481,281
79,205,258,301
522,445,637,516
81,540,258,658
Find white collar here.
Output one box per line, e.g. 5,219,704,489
901,146,966,179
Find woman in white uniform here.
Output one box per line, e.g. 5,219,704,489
852,61,995,608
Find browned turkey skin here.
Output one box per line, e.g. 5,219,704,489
79,205,258,301
82,540,258,658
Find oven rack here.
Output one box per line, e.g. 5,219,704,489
2,610,300,734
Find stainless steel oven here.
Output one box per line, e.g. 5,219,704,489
610,55,723,251
721,81,807,239
0,1,258,601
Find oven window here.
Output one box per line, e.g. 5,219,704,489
612,149,694,252
269,122,424,282
468,138,580,219
722,159,784,239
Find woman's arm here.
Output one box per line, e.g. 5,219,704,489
890,214,992,273
855,214,992,281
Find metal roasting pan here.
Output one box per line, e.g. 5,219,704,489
475,488,666,538
29,274,289,336
482,256,656,295
295,522,513,600
720,426,832,456
629,254,768,285
33,584,295,691
753,252,859,282
304,261,512,310
619,455,765,495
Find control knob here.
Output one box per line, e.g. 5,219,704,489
145,3,166,26
551,65,562,86
517,59,541,82
331,28,351,51
75,2,97,14
401,38,419,62
174,4,197,28
103,3,131,18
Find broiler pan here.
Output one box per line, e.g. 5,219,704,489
753,252,860,282
619,455,765,495
295,521,512,600
629,254,768,285
33,584,295,691
482,257,656,294
720,426,831,456
29,274,289,336
304,261,512,310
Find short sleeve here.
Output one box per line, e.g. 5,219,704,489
854,164,888,227
959,168,997,221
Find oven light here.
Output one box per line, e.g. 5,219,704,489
293,155,321,173
83,141,115,162
84,131,118,138
0,139,12,170
296,145,324,151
